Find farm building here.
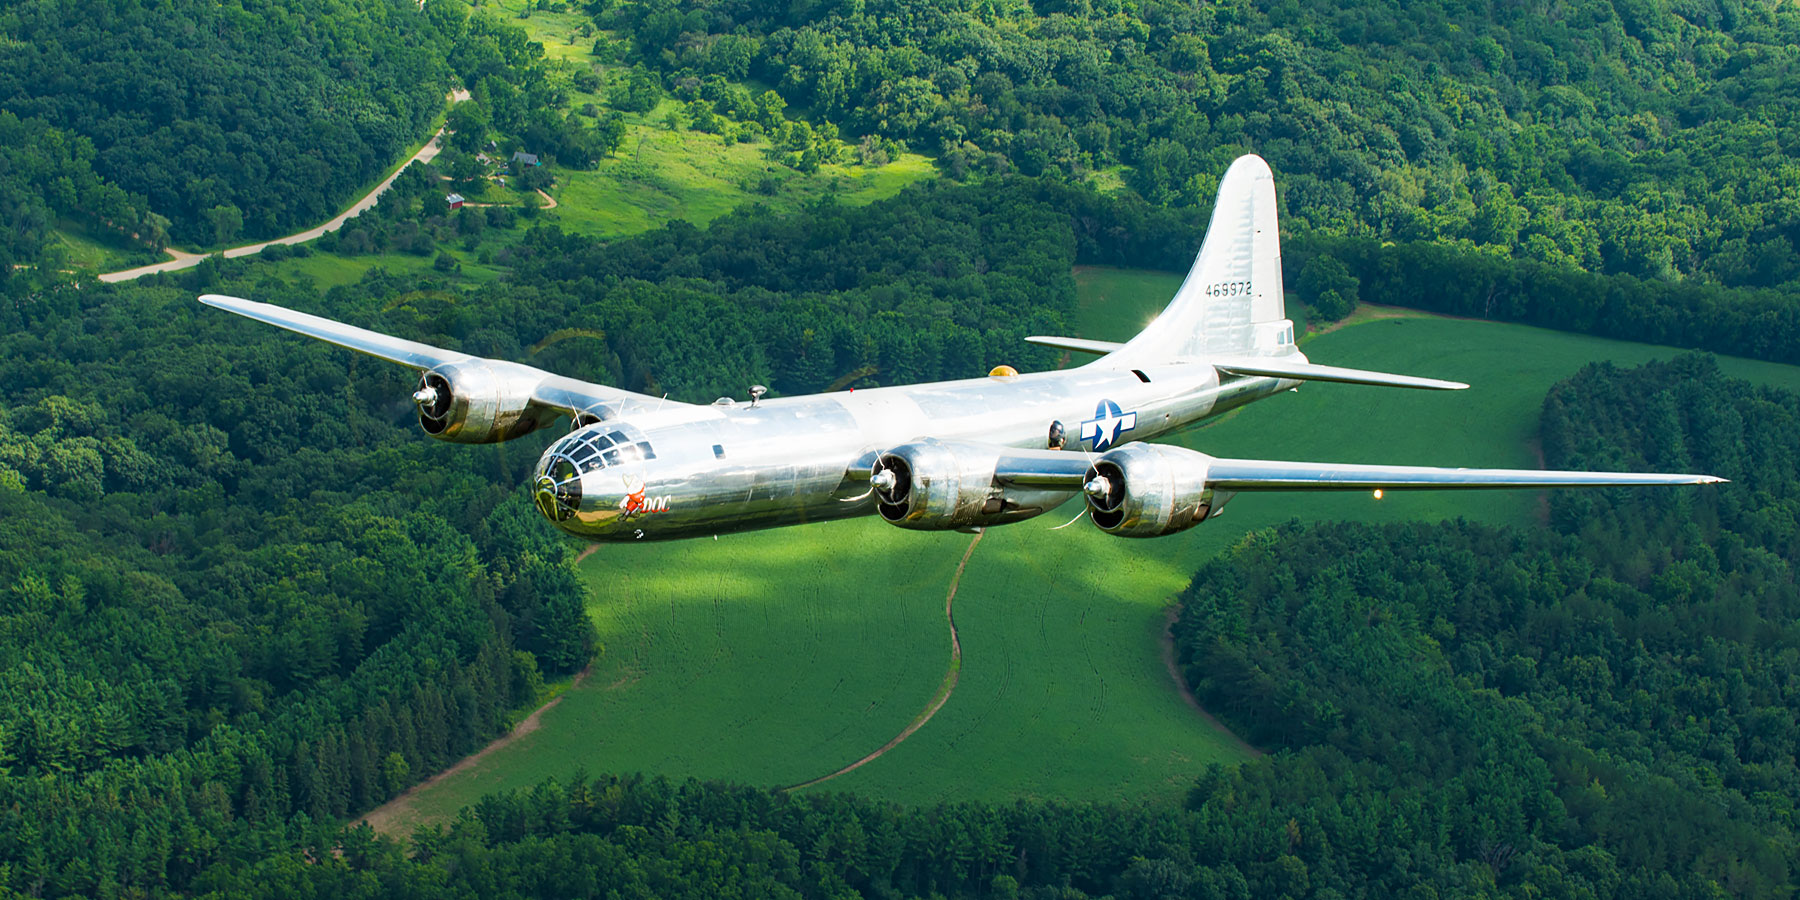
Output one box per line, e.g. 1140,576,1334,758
446,193,465,210
511,151,541,168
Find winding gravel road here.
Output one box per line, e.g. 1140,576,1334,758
98,90,472,284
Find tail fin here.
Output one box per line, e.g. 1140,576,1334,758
1105,154,1295,365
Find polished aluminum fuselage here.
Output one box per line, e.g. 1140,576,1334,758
543,363,1294,540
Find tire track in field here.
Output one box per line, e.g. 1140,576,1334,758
783,531,984,792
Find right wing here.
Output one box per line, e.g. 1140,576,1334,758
1200,457,1723,491
200,294,672,417
990,444,1723,491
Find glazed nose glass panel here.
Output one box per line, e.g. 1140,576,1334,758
534,426,658,521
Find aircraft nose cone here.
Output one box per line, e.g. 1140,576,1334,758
533,464,582,523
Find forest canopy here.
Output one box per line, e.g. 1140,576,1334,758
0,0,462,244
611,0,1800,292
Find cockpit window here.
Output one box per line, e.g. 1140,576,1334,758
534,424,658,521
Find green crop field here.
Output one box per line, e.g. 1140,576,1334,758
370,266,1800,836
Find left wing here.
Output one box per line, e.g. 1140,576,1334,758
200,294,671,417
992,444,1724,491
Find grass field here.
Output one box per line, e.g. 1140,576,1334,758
551,125,933,238
475,1,934,239
51,220,156,273
259,248,514,291
370,269,1800,834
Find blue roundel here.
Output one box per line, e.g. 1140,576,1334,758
1079,399,1139,451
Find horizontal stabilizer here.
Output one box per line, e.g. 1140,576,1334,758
1025,335,1124,356
1213,357,1468,391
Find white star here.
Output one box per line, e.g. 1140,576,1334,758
1082,403,1138,449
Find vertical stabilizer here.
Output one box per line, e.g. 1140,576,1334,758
1104,154,1294,365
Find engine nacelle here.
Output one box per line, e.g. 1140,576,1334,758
1083,443,1231,538
413,360,559,443
872,439,1068,530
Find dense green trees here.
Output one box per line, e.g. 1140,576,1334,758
0,274,595,894
0,0,460,244
0,172,1078,894
609,0,1800,293
306,174,1079,398
0,112,157,296
1288,233,1800,364
954,178,1800,366
1171,355,1800,898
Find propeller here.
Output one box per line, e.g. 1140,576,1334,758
870,456,910,507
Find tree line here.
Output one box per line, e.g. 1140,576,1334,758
1009,177,1800,366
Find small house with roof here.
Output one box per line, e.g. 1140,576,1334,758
446,193,465,210
511,151,541,168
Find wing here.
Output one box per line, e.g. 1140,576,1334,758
1197,458,1722,491
200,294,672,416
991,444,1724,491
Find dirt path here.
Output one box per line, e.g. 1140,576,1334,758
784,531,983,792
98,90,473,284
359,662,591,835
1160,606,1262,758
1303,301,1439,339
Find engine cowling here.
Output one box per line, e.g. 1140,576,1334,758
413,360,560,443
1083,443,1231,538
872,439,1068,530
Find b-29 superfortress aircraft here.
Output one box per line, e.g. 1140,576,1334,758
201,155,1722,541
